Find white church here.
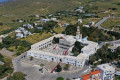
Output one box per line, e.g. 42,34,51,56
27,26,99,67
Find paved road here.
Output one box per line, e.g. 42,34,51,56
95,17,120,33
13,53,89,80
0,31,14,42
95,17,110,30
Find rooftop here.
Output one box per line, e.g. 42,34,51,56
82,74,90,80
81,41,98,53
32,34,63,46
27,49,87,62
97,64,115,71
90,70,100,75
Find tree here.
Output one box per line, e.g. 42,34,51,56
56,77,64,80
16,52,21,56
30,56,33,61
52,37,59,44
7,72,25,80
0,53,3,59
57,65,62,72
43,21,57,31
72,41,83,56
65,25,77,36
64,64,70,70
115,75,120,80
66,78,70,80
2,36,14,45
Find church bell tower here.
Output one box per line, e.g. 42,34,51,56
76,26,82,41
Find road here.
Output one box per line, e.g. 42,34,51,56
12,53,89,80
0,31,14,42
95,16,120,33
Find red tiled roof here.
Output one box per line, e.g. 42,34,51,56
90,70,100,75
82,74,90,80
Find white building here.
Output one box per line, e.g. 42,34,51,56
40,18,50,23
27,50,88,67
108,40,120,52
51,18,57,21
59,36,76,49
27,26,99,68
89,22,95,26
15,27,32,39
83,25,90,28
78,19,82,23
95,64,115,80
23,24,34,29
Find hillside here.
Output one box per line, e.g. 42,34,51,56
0,0,120,33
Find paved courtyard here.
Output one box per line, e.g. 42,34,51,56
13,53,90,80
22,57,81,72
42,44,74,56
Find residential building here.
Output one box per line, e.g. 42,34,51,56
81,74,90,80
81,70,101,80
108,40,120,52
78,19,82,23
23,24,34,29
90,70,101,80
83,25,90,28
89,22,95,26
0,61,4,65
95,64,115,80
15,27,32,39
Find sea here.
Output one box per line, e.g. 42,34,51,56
0,0,10,3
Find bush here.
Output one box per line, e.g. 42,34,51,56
7,72,25,80
64,64,70,70
30,56,33,61
57,65,62,72
56,77,64,80
16,52,21,56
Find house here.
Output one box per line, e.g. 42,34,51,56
15,29,23,38
85,14,96,17
78,6,83,9
35,14,39,18
40,18,50,23
75,9,84,13
23,24,34,29
81,74,90,80
0,61,4,65
83,25,90,28
75,6,84,13
15,27,32,39
78,19,82,23
108,40,120,52
89,22,95,26
90,70,101,80
37,27,43,29
51,18,57,21
64,23,69,26
18,20,23,23
95,64,115,80
81,70,101,80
